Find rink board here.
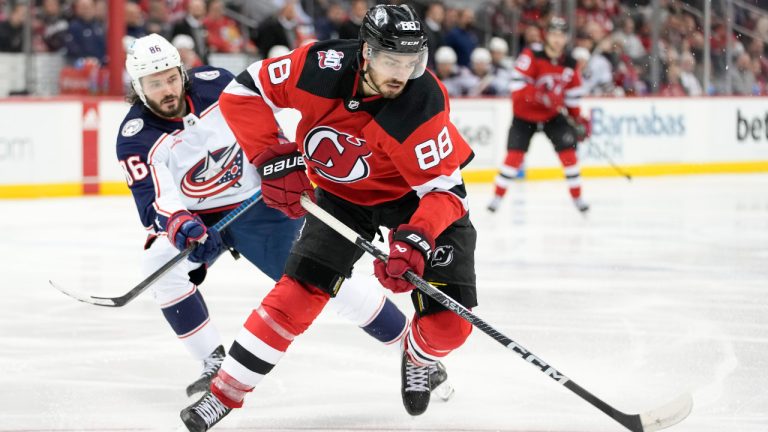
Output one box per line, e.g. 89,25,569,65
1,96,767,198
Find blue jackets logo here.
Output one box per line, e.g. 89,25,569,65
181,144,244,200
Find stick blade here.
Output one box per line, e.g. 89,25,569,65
640,393,693,432
49,280,120,307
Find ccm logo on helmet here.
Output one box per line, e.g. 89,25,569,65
400,41,420,46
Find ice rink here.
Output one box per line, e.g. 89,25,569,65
1,174,767,432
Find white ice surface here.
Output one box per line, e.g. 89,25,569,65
1,174,767,432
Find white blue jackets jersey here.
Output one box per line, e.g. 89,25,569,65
116,66,262,232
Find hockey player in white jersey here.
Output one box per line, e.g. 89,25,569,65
117,34,451,398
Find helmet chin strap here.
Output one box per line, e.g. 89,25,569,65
359,53,385,96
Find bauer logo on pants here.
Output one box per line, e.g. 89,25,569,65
431,245,454,267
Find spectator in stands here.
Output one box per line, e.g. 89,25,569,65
679,51,702,96
728,52,758,95
172,33,203,69
612,16,645,61
126,2,148,39
64,0,106,65
171,0,208,63
576,32,613,95
576,0,614,34
747,37,768,77
468,47,509,96
145,0,172,38
0,2,26,52
489,36,513,71
254,0,300,56
442,6,458,31
238,0,279,38
753,56,768,95
337,0,367,40
204,0,255,54
314,1,345,41
433,45,477,97
422,1,445,69
611,37,644,95
444,8,479,67
522,24,542,50
753,16,768,43
572,46,591,71
489,0,518,53
38,0,69,53
660,64,686,96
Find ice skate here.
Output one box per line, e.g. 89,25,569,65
430,361,455,401
402,352,445,415
487,195,502,213
180,391,231,432
573,197,590,213
186,345,225,397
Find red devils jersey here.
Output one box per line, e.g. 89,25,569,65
219,39,473,238
510,47,585,122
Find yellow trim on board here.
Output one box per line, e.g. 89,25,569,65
99,182,131,195
462,161,768,183
0,183,84,199
2,161,768,198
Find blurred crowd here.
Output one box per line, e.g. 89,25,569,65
0,0,766,96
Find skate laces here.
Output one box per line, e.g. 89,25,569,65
201,348,225,378
193,393,229,426
404,358,433,393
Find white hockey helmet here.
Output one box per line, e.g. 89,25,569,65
470,47,492,65
126,33,186,104
488,37,509,55
434,46,457,65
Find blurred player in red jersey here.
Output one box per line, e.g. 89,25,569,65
488,17,592,213
180,5,476,431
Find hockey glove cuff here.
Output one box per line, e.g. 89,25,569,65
167,210,206,250
254,142,314,219
374,224,435,294
167,210,223,263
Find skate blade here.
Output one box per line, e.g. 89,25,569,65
432,380,455,402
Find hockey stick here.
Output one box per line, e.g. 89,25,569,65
565,115,632,181
585,138,633,181
299,194,692,432
50,191,263,308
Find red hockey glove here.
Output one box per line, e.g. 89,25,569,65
534,87,564,111
254,142,314,219
373,224,435,294
573,115,592,142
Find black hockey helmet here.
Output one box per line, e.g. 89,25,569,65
359,4,429,79
360,4,428,54
547,16,569,34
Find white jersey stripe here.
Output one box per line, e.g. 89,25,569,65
232,326,286,365
411,167,468,211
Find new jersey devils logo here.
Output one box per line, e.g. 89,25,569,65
180,144,244,200
304,126,371,183
431,245,455,267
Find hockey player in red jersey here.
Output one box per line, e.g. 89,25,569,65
487,17,591,213
180,4,477,431
117,34,431,401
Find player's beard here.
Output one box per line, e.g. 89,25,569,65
147,92,185,119
366,68,407,99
